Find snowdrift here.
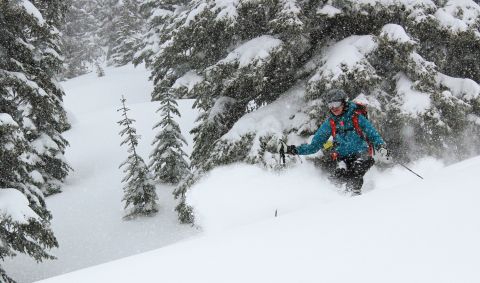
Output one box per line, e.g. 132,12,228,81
37,156,480,283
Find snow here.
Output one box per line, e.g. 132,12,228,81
36,155,480,283
467,114,480,125
395,73,431,115
2,64,199,282
434,0,480,32
436,73,480,100
380,24,415,44
187,163,340,233
223,85,306,137
151,8,173,19
29,170,45,184
18,0,46,26
323,0,435,15
221,85,309,154
0,189,39,224
184,2,208,27
214,0,239,22
31,134,60,155
353,93,382,111
0,113,18,127
316,4,342,17
4,46,479,283
309,35,377,82
171,71,203,92
220,35,283,68
208,96,236,121
0,70,48,96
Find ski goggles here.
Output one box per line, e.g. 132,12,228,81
328,101,343,109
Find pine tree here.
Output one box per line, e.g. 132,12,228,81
0,101,58,283
0,0,69,278
96,62,105,77
150,93,190,184
118,96,158,219
133,0,186,67
61,0,103,79
107,0,145,66
19,0,72,196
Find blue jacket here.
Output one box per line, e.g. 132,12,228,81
297,102,385,158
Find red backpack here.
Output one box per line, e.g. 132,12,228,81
328,102,373,160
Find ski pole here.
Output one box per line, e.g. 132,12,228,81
278,140,287,166
397,162,424,179
279,147,286,166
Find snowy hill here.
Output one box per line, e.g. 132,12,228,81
3,65,198,282
37,154,480,282
5,63,479,283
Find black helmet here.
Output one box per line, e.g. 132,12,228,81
325,89,348,103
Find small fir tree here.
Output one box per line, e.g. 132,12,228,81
118,96,158,219
150,93,190,184
95,62,105,77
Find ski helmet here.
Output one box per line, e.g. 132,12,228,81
325,89,348,104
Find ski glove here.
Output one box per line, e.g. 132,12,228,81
286,145,298,155
278,142,298,155
376,145,392,163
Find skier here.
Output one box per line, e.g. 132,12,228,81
281,89,389,196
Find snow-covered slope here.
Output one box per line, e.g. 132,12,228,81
3,64,198,282
37,155,480,283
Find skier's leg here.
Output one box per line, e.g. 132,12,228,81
329,160,348,187
346,156,374,196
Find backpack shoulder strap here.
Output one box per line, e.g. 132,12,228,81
352,112,364,138
329,118,336,137
352,112,374,156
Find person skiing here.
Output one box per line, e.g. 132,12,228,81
281,89,389,196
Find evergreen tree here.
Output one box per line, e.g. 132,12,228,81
108,0,145,66
133,0,187,67
118,96,158,219
150,93,190,184
96,0,123,61
0,0,68,277
61,0,103,79
0,102,58,283
16,0,72,196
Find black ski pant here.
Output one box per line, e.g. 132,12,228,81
330,154,375,193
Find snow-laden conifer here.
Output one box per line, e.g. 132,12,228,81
61,0,103,79
0,1,68,277
108,0,145,66
150,93,190,184
0,86,58,283
0,0,72,196
118,97,158,219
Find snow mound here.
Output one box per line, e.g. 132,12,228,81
186,163,340,233
36,156,480,283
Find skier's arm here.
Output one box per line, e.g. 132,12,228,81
358,115,385,148
296,119,332,155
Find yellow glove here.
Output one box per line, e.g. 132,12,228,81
323,140,333,151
